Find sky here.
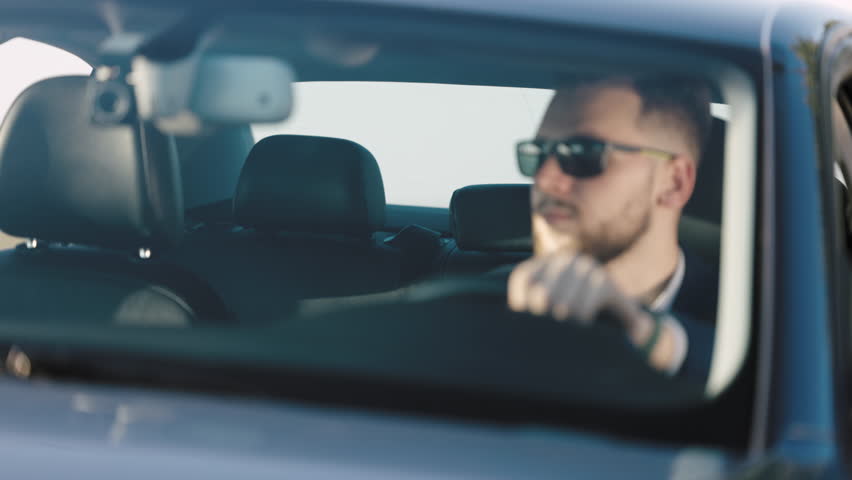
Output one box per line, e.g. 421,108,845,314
0,38,92,118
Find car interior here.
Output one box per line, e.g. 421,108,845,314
0,14,762,450
0,71,726,328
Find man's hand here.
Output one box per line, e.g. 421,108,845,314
507,252,681,373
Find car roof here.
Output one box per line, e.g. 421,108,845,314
340,0,774,47
170,0,852,50
5,0,852,49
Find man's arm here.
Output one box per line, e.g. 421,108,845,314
508,252,714,382
633,311,714,383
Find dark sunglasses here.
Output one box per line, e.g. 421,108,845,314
516,136,677,178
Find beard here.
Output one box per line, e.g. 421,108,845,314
532,187,653,264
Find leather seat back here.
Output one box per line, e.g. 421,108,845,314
174,135,401,321
0,75,231,326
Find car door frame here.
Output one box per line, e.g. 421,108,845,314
811,16,852,472
744,6,849,474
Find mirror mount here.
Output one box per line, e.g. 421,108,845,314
89,33,146,126
89,32,294,135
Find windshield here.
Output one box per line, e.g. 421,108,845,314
0,12,756,446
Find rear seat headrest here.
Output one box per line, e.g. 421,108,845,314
450,184,532,252
450,183,721,264
0,75,184,250
233,135,386,235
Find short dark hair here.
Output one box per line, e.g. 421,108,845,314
631,74,713,164
556,73,713,164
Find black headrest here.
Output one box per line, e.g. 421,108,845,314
450,183,721,263
450,184,532,252
0,76,184,250
233,135,386,235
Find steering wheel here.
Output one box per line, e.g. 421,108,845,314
286,272,705,409
404,274,510,303
402,273,629,329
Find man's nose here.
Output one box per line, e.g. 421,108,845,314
535,155,576,196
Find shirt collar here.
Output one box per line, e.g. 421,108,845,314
649,249,685,312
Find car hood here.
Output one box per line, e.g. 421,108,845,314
0,377,728,479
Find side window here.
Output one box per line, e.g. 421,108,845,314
0,38,91,249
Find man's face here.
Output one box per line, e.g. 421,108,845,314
531,84,677,262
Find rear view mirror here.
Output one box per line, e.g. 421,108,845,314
131,53,295,135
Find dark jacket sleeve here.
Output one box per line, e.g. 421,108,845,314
669,250,719,384
673,312,715,384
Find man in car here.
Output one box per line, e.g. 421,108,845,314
508,75,716,383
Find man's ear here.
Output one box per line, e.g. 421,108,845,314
657,155,696,209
